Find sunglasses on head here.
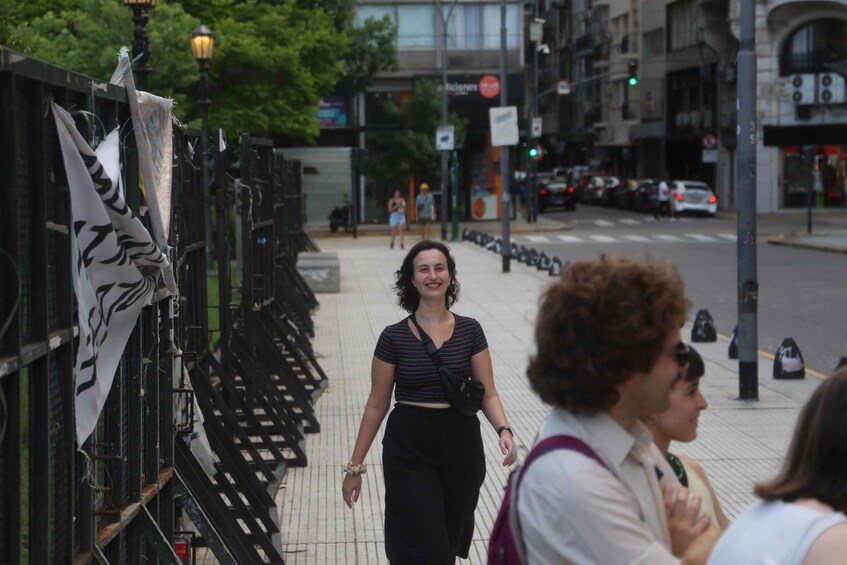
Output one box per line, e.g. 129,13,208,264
675,342,690,367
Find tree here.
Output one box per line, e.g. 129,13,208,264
365,79,467,187
339,15,396,95
4,0,348,141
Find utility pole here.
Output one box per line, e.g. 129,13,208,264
529,0,540,223
499,0,511,272
437,0,457,241
736,0,758,400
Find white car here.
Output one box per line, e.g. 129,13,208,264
671,180,718,216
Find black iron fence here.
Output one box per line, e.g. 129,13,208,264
0,47,326,564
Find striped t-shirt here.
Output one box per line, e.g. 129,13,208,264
374,314,489,403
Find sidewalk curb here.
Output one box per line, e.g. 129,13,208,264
766,233,847,255
307,220,573,239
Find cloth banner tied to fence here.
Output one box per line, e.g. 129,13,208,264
52,103,168,446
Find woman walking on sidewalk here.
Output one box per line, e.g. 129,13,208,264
387,190,407,249
342,240,516,564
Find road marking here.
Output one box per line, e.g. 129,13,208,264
623,235,652,243
718,233,737,241
654,234,684,242
619,219,641,225
526,235,551,243
592,219,615,227
686,233,719,242
557,235,584,243
589,235,618,243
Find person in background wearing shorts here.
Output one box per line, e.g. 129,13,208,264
388,190,407,249
415,183,436,240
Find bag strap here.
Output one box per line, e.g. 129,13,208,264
409,314,445,368
508,435,608,564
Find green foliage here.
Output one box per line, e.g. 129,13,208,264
365,79,468,186
3,0,350,141
339,15,396,95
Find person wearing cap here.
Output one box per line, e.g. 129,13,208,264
415,182,436,240
645,345,730,531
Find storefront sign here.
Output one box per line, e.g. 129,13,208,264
702,149,718,163
442,75,501,99
317,96,348,128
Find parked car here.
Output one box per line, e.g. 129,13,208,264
671,180,718,216
599,176,623,207
617,178,647,210
538,180,578,212
581,175,610,205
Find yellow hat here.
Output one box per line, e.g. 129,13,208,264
420,183,430,190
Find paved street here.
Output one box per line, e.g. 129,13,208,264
500,206,847,376
266,233,826,564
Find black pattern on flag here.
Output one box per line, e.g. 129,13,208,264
52,103,168,446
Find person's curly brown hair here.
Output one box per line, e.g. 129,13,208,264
394,240,460,312
527,255,690,414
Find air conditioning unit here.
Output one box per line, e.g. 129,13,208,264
818,73,845,104
790,74,816,105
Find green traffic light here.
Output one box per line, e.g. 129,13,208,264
628,76,638,87
528,147,539,157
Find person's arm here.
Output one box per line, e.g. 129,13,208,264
388,199,395,213
679,454,731,530
341,356,395,508
470,348,515,466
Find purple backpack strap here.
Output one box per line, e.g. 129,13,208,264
508,435,608,563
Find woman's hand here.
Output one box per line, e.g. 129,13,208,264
500,432,516,466
663,482,710,557
342,473,363,509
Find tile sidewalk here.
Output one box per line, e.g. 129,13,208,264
259,234,827,565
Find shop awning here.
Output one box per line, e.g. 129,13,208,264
763,124,847,146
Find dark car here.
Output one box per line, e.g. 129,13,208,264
633,180,659,213
539,180,578,212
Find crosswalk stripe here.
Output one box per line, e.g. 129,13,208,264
593,219,615,227
623,235,651,243
589,235,618,243
526,235,551,243
619,219,641,225
654,234,684,242
686,233,719,242
718,233,737,241
557,235,583,243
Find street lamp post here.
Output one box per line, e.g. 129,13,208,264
191,23,215,274
123,0,156,91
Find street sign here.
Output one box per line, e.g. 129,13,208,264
436,125,455,150
556,80,571,95
489,106,519,146
702,132,718,149
531,117,542,138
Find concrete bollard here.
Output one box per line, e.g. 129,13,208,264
537,252,551,270
691,309,717,342
549,256,562,276
837,357,847,371
517,246,529,263
774,337,805,379
462,228,471,241
728,325,738,359
527,249,540,267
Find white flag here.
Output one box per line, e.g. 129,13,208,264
52,103,167,446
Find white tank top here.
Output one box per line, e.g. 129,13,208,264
708,500,847,564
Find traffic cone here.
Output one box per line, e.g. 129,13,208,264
728,325,738,359
774,338,805,379
691,309,717,342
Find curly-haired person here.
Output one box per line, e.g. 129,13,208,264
517,255,720,564
342,240,515,564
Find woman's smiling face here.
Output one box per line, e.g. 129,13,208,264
412,249,450,299
657,375,708,443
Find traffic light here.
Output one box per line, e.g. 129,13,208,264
528,144,543,162
627,61,638,87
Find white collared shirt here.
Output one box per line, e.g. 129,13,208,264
517,408,681,565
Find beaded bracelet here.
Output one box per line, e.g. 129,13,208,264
343,461,367,476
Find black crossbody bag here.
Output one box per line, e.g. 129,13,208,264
410,314,485,417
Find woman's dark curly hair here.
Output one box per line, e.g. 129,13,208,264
394,240,460,312
755,366,847,512
527,255,690,414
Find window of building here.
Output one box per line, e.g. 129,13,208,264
356,5,395,27
667,0,698,51
643,29,665,58
398,5,436,48
779,19,847,75
443,3,519,50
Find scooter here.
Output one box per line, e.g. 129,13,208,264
328,196,354,233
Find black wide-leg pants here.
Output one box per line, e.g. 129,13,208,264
382,404,486,565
